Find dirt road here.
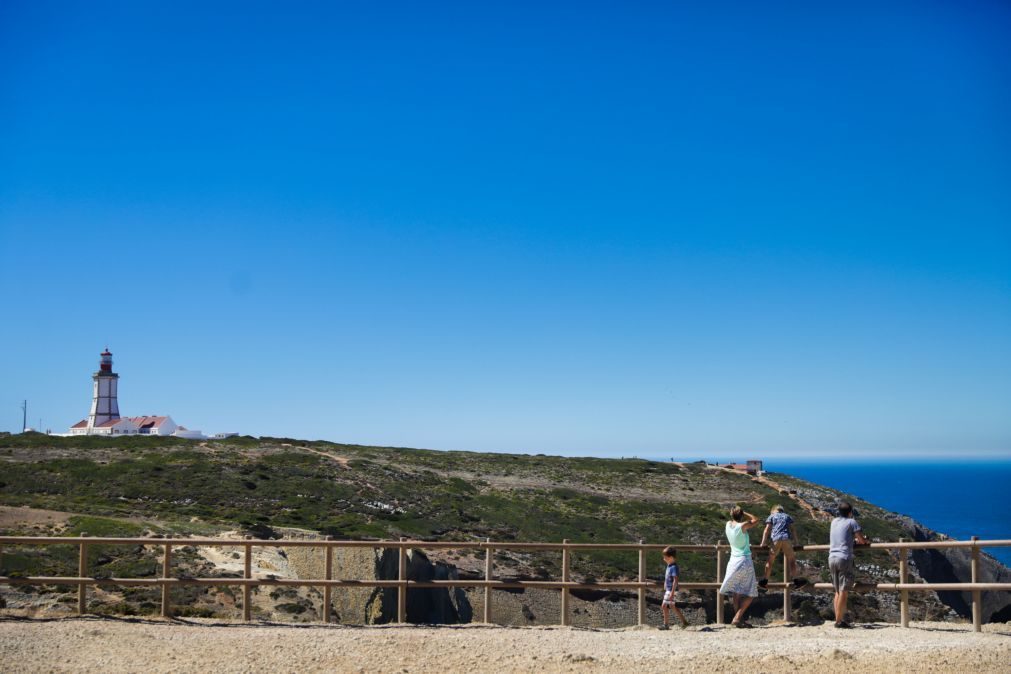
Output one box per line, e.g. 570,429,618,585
1,616,1008,673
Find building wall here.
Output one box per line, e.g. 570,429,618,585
109,419,138,435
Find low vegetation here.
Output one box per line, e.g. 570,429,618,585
0,434,916,618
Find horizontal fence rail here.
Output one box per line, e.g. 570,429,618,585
1,536,1009,631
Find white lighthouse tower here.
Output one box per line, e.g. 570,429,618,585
87,348,121,430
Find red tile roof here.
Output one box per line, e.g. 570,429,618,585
127,416,171,429
96,418,131,428
71,419,88,429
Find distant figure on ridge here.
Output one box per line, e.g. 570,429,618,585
659,545,689,630
758,505,808,591
719,506,760,627
829,500,869,628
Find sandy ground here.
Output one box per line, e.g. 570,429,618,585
0,506,73,529
1,617,1009,673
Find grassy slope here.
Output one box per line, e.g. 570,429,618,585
0,434,909,585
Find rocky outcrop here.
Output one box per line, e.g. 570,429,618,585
381,549,472,624
281,536,472,624
280,539,386,623
890,515,1011,623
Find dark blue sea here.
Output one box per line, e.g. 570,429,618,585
768,460,1011,567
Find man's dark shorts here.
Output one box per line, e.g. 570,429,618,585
829,556,855,592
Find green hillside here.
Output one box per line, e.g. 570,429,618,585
0,434,908,587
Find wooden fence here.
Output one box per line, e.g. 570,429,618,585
1,535,1009,631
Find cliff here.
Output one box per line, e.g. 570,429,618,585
0,434,1005,624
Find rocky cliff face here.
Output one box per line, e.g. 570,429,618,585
891,515,1011,623
214,519,1011,627
282,536,472,624
393,549,473,624
766,472,1011,624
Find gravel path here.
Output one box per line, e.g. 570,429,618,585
2,618,1009,673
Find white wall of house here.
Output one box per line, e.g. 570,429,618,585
92,418,138,435
152,417,178,436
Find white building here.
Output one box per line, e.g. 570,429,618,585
68,349,209,439
73,417,138,435
173,427,205,439
130,415,178,436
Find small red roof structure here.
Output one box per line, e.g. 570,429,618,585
71,419,88,429
96,418,131,428
128,416,170,430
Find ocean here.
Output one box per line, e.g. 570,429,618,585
768,459,1011,567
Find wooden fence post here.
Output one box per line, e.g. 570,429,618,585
397,538,407,623
483,538,493,624
243,538,252,621
323,537,333,623
161,543,172,618
782,550,792,623
560,539,570,626
971,536,981,632
898,538,909,628
78,533,88,615
715,546,724,625
637,540,646,626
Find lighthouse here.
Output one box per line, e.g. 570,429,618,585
87,348,121,430
66,348,213,438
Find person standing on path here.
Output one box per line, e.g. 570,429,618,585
828,501,869,628
718,506,760,627
659,546,689,629
758,505,808,591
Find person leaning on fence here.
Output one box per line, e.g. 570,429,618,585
758,505,808,591
658,545,689,630
829,500,869,629
718,505,760,628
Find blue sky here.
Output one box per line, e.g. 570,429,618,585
1,1,1009,459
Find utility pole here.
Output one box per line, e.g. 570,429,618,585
21,400,27,433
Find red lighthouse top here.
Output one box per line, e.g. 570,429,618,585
99,348,113,373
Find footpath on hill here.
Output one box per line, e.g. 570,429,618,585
1,617,1009,673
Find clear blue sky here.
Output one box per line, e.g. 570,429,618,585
1,1,1009,459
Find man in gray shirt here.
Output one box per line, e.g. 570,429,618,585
828,501,869,628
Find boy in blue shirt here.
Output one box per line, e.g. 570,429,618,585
758,505,809,590
659,545,689,629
